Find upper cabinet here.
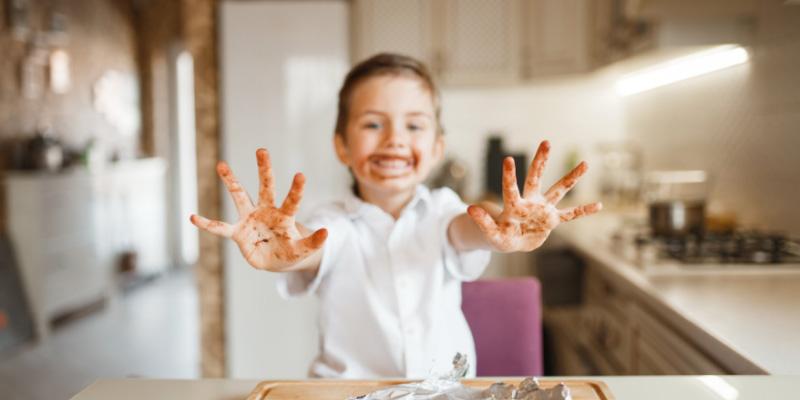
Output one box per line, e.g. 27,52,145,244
438,0,522,85
522,0,590,78
352,0,436,65
352,0,652,86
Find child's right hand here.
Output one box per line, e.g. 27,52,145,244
190,148,328,272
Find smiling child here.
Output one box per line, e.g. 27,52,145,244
190,53,601,378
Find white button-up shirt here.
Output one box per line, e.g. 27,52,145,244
277,185,491,379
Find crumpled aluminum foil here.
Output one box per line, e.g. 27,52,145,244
349,353,571,400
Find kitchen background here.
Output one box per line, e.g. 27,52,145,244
0,0,799,399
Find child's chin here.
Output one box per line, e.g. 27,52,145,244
365,176,419,193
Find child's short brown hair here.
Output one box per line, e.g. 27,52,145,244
335,53,443,137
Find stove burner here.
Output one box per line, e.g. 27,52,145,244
634,231,800,265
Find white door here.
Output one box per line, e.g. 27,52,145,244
219,0,350,378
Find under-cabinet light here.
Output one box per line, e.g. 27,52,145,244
615,45,749,96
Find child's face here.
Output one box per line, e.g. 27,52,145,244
334,75,444,197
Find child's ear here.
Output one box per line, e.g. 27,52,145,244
333,134,350,165
433,134,445,163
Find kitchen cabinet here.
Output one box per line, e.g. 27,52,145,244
5,158,169,341
352,0,521,85
438,0,522,85
351,0,435,65
6,169,111,340
352,0,651,85
522,0,591,78
545,260,730,375
630,303,727,375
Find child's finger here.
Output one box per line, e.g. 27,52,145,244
559,202,603,222
280,173,305,216
217,161,255,217
256,148,275,207
502,157,522,208
544,161,588,204
190,214,235,237
295,228,328,255
523,140,550,198
467,205,502,244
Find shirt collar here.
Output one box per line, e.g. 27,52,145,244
343,185,432,219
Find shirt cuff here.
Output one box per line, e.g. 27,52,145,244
441,211,491,281
276,239,333,298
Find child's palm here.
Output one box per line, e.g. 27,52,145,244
191,149,327,271
468,141,601,252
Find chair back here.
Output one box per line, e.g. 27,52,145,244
461,278,543,376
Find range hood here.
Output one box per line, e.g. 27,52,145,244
626,0,757,46
602,0,759,95
626,0,757,19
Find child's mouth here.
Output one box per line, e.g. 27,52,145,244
369,155,414,178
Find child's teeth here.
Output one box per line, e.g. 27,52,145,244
376,159,409,168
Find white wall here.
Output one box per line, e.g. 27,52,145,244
623,0,800,233
440,72,626,204
219,1,350,378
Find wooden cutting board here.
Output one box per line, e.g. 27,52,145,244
246,379,614,400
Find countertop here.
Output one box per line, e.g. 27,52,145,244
552,212,800,375
71,376,800,399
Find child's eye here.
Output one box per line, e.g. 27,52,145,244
407,123,424,132
363,122,382,130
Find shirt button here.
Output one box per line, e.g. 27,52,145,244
398,277,410,290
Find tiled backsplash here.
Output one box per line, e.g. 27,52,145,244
441,73,625,203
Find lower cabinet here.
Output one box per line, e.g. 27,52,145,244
6,158,169,341
630,304,727,374
545,261,730,375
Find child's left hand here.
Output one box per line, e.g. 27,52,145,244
467,140,602,253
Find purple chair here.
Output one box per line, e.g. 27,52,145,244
461,278,543,376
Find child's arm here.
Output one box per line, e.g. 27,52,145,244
448,141,602,253
191,148,327,273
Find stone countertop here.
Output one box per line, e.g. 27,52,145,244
551,212,800,375
71,376,800,400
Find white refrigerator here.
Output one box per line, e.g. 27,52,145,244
219,0,351,378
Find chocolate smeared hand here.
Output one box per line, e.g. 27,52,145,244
190,148,327,271
468,140,602,253
350,353,572,400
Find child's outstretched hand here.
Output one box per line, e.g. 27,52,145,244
190,148,328,271
467,140,602,253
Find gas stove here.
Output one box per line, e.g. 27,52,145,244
611,228,800,274
635,231,800,265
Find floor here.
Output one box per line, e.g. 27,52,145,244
0,268,199,400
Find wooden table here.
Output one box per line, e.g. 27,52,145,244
71,376,799,400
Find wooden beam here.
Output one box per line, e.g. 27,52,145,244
181,0,226,378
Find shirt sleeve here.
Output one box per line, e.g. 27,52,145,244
276,207,345,298
434,187,492,281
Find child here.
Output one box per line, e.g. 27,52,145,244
190,53,601,379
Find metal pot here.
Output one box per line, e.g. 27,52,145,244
23,132,64,171
648,200,706,237
644,170,709,237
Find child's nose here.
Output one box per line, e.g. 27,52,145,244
383,124,409,148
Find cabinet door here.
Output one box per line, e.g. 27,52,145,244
439,0,522,85
632,305,728,374
352,0,435,65
522,0,590,78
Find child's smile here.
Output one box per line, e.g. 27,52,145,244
335,75,443,206
368,153,415,178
